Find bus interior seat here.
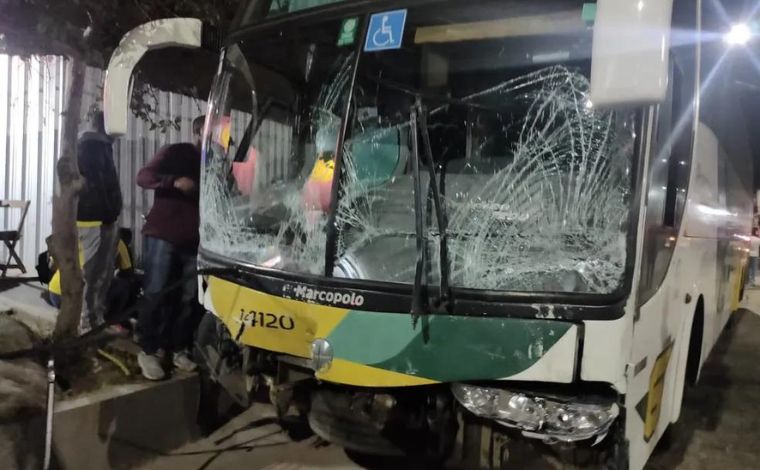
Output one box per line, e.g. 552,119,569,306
348,125,408,187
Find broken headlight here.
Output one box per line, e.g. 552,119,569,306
452,384,619,443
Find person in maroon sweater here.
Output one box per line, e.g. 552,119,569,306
136,116,204,380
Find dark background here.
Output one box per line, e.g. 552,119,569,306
717,0,760,191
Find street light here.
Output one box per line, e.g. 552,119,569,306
724,23,752,46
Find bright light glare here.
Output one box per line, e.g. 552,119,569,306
724,23,752,46
261,255,282,268
697,204,736,217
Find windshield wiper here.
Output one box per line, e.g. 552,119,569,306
409,99,451,328
409,107,426,326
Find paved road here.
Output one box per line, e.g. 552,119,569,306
137,301,760,470
136,402,355,470
646,306,760,470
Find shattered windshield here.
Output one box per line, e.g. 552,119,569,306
202,0,637,294
201,18,354,274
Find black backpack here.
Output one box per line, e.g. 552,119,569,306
35,250,54,285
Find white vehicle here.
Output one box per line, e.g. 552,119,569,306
103,0,752,468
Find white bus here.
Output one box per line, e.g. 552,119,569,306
103,0,753,468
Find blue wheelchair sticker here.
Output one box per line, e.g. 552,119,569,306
364,9,407,52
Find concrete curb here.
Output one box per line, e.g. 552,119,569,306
53,373,200,470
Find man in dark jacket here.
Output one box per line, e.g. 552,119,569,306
136,116,204,380
77,111,123,334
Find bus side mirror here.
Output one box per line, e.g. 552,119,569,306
590,0,674,107
103,18,204,137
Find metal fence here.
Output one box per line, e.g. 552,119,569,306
1,55,66,276
0,54,289,274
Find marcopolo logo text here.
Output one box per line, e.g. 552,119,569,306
290,284,364,307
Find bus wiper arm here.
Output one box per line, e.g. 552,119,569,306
409,106,427,327
409,100,451,329
417,101,451,311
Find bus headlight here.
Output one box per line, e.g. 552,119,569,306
452,384,619,443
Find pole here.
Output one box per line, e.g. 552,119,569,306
43,357,55,470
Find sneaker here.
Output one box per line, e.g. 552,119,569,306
138,352,166,380
173,350,197,372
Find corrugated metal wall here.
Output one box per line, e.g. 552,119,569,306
1,55,66,275
1,54,289,274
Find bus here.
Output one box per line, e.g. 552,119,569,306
102,0,753,468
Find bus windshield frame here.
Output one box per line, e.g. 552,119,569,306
200,0,645,308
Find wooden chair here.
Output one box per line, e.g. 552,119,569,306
0,200,31,277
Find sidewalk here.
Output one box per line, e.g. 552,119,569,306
0,279,202,469
647,288,760,469
741,285,760,311
0,279,58,335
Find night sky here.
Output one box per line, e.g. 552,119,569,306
718,1,760,190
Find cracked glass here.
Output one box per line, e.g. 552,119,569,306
202,0,638,294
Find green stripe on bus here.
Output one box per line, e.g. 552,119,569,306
326,311,571,382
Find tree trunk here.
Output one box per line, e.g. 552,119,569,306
51,58,86,340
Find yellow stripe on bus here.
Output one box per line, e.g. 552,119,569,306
208,276,349,359
643,340,674,441
318,358,437,387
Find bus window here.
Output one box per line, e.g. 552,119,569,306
663,62,690,228
637,5,697,305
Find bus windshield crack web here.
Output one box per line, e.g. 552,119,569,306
440,66,635,293
201,65,635,294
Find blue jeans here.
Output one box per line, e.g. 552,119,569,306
137,237,199,354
